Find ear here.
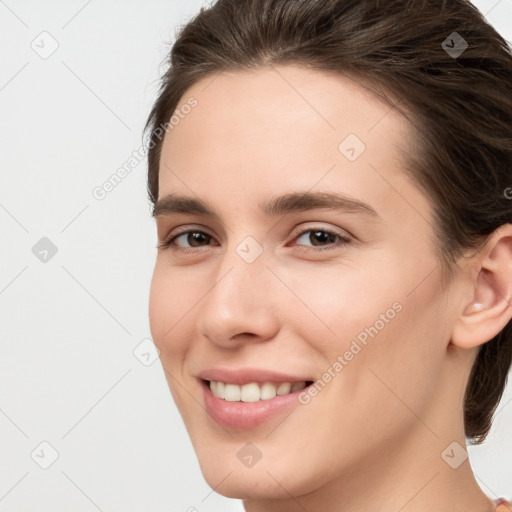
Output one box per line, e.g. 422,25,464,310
451,224,512,349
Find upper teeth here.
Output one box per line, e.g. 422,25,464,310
209,380,307,402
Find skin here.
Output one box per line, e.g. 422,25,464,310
149,65,512,512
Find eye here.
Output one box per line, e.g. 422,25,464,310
157,229,217,252
291,227,351,252
157,226,352,253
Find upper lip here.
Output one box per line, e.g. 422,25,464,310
197,367,314,386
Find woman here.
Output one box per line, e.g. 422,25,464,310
145,0,512,510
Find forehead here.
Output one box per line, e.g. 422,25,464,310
166,64,404,152
158,65,431,230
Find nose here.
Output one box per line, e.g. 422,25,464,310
198,245,280,348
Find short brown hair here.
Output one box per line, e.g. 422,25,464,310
144,0,512,444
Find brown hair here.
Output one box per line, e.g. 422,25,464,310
144,0,512,444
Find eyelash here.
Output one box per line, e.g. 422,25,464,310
157,226,352,254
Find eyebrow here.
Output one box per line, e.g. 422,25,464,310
152,191,381,221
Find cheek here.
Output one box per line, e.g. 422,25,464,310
326,274,447,433
299,249,445,357
286,257,446,415
149,263,203,411
148,262,197,357
280,258,404,353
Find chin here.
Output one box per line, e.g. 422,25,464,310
200,463,302,500
193,442,324,500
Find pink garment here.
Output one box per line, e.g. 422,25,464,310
495,498,512,511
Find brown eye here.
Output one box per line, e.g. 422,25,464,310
158,230,217,251
178,231,212,247
293,228,351,251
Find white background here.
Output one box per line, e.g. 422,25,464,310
0,1,511,510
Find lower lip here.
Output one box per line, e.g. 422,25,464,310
202,381,305,429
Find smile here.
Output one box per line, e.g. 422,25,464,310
208,380,311,402
200,376,315,429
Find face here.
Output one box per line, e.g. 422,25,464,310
149,65,461,499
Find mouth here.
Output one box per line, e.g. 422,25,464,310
202,379,314,402
200,378,315,429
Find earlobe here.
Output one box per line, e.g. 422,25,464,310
451,225,512,349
